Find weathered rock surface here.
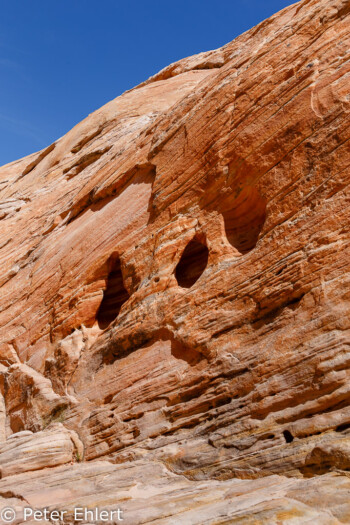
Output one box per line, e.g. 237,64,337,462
0,423,82,478
1,460,350,524
0,0,350,522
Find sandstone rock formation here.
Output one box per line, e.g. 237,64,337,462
0,0,350,522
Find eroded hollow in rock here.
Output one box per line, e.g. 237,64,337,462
97,257,129,329
283,430,294,443
175,238,209,288
221,186,267,254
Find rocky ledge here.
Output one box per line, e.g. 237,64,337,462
0,0,350,523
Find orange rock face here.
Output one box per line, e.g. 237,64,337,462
1,0,350,522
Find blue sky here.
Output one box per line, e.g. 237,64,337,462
0,0,295,166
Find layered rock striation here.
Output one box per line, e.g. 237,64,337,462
0,0,350,522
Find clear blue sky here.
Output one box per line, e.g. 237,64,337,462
0,0,295,166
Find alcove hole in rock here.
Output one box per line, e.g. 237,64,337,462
283,430,294,443
175,238,209,288
97,256,129,329
220,186,267,254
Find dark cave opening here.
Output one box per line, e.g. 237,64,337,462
175,238,209,288
283,430,294,443
97,257,129,329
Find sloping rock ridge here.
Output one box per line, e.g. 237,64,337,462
0,0,350,522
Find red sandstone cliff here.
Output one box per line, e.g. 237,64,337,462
0,0,350,522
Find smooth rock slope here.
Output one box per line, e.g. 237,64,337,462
0,0,350,522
